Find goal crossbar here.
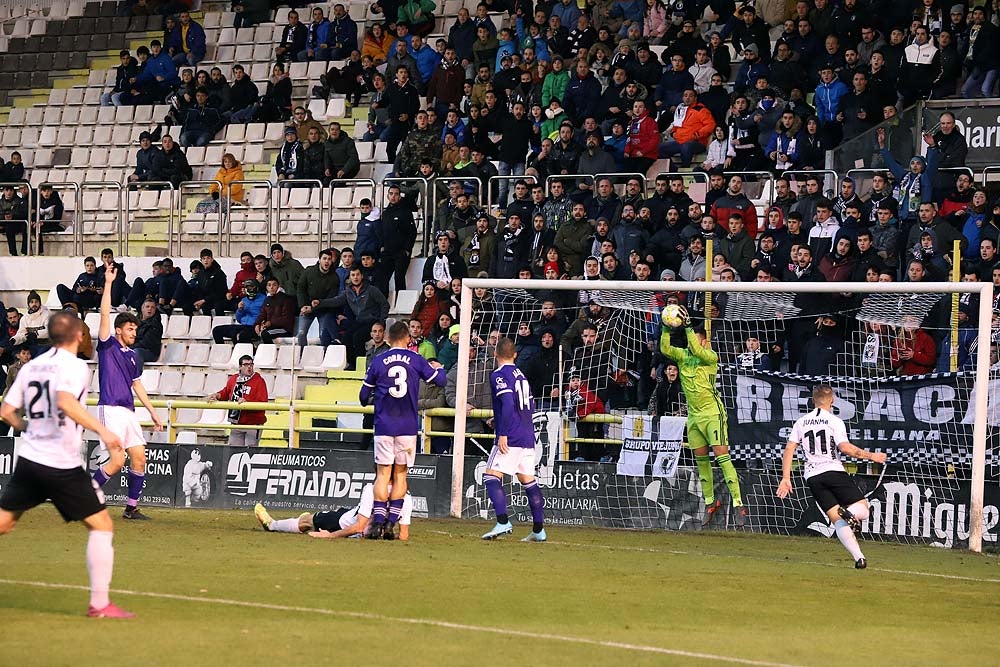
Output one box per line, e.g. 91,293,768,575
450,279,994,552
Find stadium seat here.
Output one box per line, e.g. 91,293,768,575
393,290,419,315
272,373,293,399
208,343,233,366
158,370,184,395
203,372,229,395
260,373,275,395
181,371,207,394
148,342,186,367
138,369,160,394
84,311,100,333
185,343,211,366
321,345,347,371
273,344,301,370
253,343,278,368
214,343,254,370
165,315,190,338
197,408,228,425
299,345,325,372
188,315,214,339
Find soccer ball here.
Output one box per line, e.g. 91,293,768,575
661,304,684,328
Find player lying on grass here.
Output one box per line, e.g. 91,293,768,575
481,337,547,542
253,483,412,540
777,385,887,569
659,305,746,527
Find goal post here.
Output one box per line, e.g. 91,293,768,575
450,278,995,553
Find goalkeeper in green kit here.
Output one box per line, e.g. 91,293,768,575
660,305,747,527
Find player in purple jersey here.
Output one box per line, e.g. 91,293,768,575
91,264,163,520
359,321,444,539
482,338,546,542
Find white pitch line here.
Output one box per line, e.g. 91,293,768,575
0,578,807,667
428,530,1000,584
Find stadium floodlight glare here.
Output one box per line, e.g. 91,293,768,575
451,279,995,553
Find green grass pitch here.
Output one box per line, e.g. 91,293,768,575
2,506,999,666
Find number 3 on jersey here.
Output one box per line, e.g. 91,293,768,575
388,365,408,398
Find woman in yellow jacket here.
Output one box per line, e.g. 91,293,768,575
198,152,245,212
361,24,394,64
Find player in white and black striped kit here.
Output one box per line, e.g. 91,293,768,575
777,385,887,569
0,311,134,617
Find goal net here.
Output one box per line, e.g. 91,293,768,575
449,278,998,552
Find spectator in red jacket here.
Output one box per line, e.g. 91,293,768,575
657,88,716,168
226,251,258,310
207,354,269,446
890,315,937,376
709,174,760,237
623,99,660,176
565,371,607,461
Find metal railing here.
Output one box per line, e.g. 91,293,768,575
981,165,1000,188
653,171,709,205
178,180,224,257
326,178,376,248
274,178,326,252
80,181,124,256
0,181,31,256
485,173,537,212
125,181,176,257
544,173,593,196
225,179,273,254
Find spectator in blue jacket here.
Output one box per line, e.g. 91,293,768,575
733,44,769,94
299,7,332,62
328,4,358,60
654,53,695,113
409,35,441,84
135,40,179,103
563,59,602,127
170,12,207,67
813,64,848,146
212,279,267,343
354,198,383,258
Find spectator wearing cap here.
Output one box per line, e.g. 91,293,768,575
275,126,304,181
658,89,715,169
423,232,467,290
268,243,305,296
577,131,617,186
732,46,768,99
207,356,269,447
11,291,49,356
128,132,160,184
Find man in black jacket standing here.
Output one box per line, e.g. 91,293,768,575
378,185,418,295
495,102,533,209
384,66,420,164
149,135,192,189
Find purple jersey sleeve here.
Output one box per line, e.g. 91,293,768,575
97,335,140,409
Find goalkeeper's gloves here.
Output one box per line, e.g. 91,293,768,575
678,306,692,328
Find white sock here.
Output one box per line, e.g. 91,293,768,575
845,501,870,522
834,519,864,561
86,531,114,609
269,518,302,533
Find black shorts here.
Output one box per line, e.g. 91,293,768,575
807,470,865,513
0,458,106,522
312,508,349,532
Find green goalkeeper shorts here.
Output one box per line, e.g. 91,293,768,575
686,412,728,449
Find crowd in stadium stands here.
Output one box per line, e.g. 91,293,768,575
5,1,1000,454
